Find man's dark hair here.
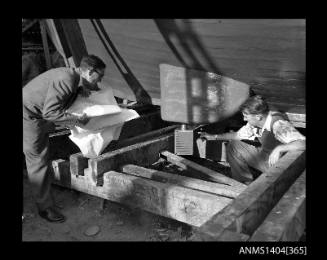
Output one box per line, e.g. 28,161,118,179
80,55,106,71
240,95,269,115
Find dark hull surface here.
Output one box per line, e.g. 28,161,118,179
78,19,305,114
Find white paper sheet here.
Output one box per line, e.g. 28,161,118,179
66,86,139,158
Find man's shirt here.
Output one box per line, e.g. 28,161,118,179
237,111,305,144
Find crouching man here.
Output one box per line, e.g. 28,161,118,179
199,95,305,184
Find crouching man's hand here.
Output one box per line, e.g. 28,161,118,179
268,145,283,167
198,132,216,141
77,113,90,126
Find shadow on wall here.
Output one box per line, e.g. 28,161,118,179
90,19,152,105
155,19,232,125
155,19,249,125
154,19,221,73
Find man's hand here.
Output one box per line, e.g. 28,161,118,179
198,132,216,141
268,145,283,167
77,113,90,126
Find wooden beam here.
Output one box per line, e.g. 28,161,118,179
57,19,88,66
274,111,306,128
190,229,249,241
45,19,69,67
52,159,71,187
22,19,38,33
195,138,227,161
122,164,246,199
52,19,72,63
39,20,52,70
68,109,172,175
250,171,306,241
104,110,169,149
69,125,178,176
160,150,246,189
195,150,305,239
117,124,177,148
52,165,233,227
88,134,174,185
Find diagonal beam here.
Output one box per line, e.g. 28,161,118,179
160,150,246,189
22,19,39,33
52,164,233,227
88,134,174,185
69,119,177,176
250,171,306,241
194,150,305,240
122,164,246,199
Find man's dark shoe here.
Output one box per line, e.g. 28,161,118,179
38,207,66,223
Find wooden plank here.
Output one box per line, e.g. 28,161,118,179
49,131,80,160
70,153,89,176
195,138,227,161
190,229,249,241
52,19,73,62
122,164,246,199
52,159,71,187
53,166,232,227
250,171,306,241
88,134,174,185
69,125,178,176
107,110,166,145
59,19,88,66
160,150,246,189
228,112,306,130
195,150,305,239
22,19,39,33
40,20,52,70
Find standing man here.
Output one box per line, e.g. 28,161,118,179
199,95,305,184
23,55,106,222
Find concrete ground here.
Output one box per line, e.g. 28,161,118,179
22,174,193,242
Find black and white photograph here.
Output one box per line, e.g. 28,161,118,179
22,19,306,246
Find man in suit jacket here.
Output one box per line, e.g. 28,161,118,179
23,54,106,222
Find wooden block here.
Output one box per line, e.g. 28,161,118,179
197,150,305,238
88,134,174,185
122,164,246,199
22,19,38,33
160,150,246,189
190,229,250,241
271,110,306,129
54,167,233,227
69,125,178,176
195,138,227,161
57,19,88,66
70,153,88,176
52,159,71,186
115,124,177,150
250,171,306,241
39,20,51,70
114,111,156,141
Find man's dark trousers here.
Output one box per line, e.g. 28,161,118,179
23,115,54,211
226,140,270,183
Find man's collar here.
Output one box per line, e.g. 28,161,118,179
72,67,85,88
78,75,84,88
261,111,272,132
